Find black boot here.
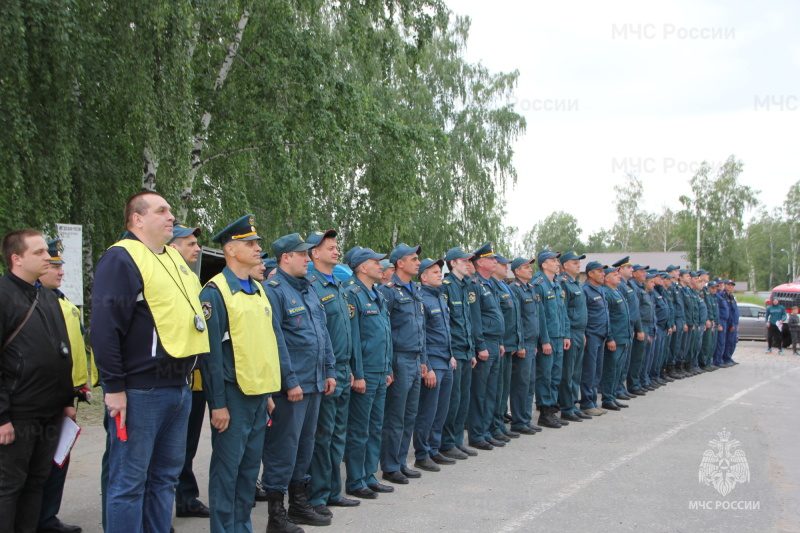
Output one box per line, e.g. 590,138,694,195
288,484,331,526
267,492,304,533
537,405,561,429
660,369,675,382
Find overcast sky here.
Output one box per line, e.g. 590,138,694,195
452,0,800,241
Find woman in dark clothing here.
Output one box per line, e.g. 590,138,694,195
765,298,787,354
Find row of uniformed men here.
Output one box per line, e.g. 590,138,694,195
72,191,738,533
159,216,745,533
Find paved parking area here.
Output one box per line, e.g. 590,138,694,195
61,341,800,532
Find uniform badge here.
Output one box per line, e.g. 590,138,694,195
291,299,296,304
264,306,271,317
249,215,255,225
180,265,189,275
442,293,448,301
348,303,356,319
57,241,65,252
201,302,212,320
72,308,79,317
468,292,476,304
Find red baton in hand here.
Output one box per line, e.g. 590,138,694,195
115,414,127,442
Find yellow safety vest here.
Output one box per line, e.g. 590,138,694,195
112,240,210,358
58,297,89,387
209,274,281,395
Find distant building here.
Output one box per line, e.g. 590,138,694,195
580,251,690,272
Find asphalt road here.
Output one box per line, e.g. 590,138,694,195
60,341,800,533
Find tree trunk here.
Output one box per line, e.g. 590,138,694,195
142,146,158,191
179,9,251,222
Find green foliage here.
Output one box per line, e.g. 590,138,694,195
521,211,584,257
679,155,759,279
0,0,524,297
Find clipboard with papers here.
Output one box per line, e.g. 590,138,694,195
54,417,81,468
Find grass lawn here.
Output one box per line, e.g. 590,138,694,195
737,294,770,306
75,385,106,427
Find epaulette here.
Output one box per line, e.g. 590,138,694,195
513,280,521,286
308,275,317,282
205,281,219,291
443,279,451,284
533,277,545,286
385,281,395,287
268,279,280,287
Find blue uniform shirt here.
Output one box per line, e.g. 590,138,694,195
582,280,609,338
421,285,453,370
378,273,427,364
306,264,352,366
265,268,336,393
345,276,392,379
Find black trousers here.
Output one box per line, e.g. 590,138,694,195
175,389,206,511
0,413,62,533
767,323,782,349
38,456,70,529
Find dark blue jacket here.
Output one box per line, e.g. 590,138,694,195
92,244,199,393
265,268,336,393
493,278,523,352
560,273,587,332
441,273,476,360
471,273,505,348
620,278,642,333
604,285,631,344
652,288,670,330
509,279,540,348
378,273,427,363
716,291,730,324
670,283,685,321
421,285,453,369
582,280,609,338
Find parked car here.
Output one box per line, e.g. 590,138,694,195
736,302,766,341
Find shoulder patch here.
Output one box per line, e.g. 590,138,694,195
348,303,355,319
468,291,477,304
201,301,212,320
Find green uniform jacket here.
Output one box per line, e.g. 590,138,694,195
345,276,392,379
441,273,477,360
532,271,569,344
